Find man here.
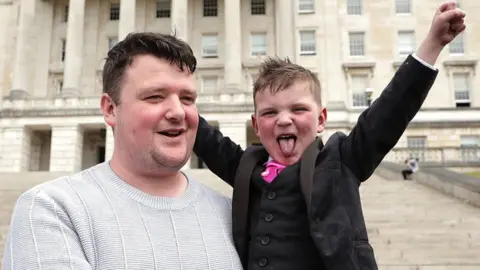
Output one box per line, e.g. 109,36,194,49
402,157,420,180
2,33,243,270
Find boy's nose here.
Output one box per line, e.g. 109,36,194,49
277,113,293,126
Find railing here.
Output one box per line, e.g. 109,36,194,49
0,92,253,110
384,147,480,167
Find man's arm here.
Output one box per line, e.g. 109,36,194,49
193,115,245,186
340,3,465,181
2,189,92,269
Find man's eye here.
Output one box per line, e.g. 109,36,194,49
293,107,307,112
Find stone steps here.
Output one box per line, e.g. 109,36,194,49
360,175,480,269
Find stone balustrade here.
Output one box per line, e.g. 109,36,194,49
0,92,254,114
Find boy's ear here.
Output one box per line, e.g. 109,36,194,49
251,113,260,137
316,107,327,133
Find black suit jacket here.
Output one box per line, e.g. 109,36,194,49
193,55,438,269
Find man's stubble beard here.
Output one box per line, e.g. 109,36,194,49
149,143,191,171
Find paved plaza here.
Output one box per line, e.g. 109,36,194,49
1,170,480,269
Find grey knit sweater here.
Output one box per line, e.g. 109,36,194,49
2,162,243,270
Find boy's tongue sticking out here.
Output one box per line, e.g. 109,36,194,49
278,134,296,156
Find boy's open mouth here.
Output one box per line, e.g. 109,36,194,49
277,134,296,156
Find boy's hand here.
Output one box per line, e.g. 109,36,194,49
416,1,466,65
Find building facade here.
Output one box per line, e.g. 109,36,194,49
0,0,479,172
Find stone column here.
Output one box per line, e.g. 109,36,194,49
275,0,295,61
171,0,188,41
322,0,347,109
218,119,247,149
105,125,114,161
224,0,242,92
49,124,83,172
0,127,31,172
10,0,37,100
118,0,136,41
62,0,86,97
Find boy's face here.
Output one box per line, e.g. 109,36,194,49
251,81,327,165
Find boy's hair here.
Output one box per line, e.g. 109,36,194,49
253,57,322,110
102,32,197,105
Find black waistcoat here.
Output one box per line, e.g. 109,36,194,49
244,163,325,270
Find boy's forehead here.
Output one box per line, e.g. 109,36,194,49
256,81,315,100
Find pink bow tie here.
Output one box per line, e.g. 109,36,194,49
261,160,286,183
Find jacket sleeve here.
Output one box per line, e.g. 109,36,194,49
193,115,245,186
2,189,93,270
340,54,438,181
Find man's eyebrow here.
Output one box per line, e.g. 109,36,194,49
179,88,197,96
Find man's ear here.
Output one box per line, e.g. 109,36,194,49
101,93,117,129
316,107,327,133
251,113,260,137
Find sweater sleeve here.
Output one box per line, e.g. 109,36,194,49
2,188,92,269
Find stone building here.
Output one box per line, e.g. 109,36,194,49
0,0,478,172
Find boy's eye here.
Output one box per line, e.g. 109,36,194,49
147,95,163,100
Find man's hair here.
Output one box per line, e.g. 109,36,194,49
102,32,197,105
253,57,322,110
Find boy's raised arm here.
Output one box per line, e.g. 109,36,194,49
340,2,466,181
193,115,245,186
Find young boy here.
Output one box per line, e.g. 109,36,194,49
193,2,465,270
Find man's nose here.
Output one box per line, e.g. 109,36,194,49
164,96,186,121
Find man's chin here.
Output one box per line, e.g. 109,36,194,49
152,150,191,169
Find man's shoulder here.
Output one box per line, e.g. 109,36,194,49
17,164,104,205
185,174,232,203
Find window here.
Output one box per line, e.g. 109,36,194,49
349,32,365,56
398,31,415,55
110,3,120,20
203,0,217,17
351,74,369,107
395,0,411,14
251,0,265,15
449,33,464,54
57,80,63,94
298,0,314,13
201,76,218,93
108,37,118,50
407,136,427,162
347,0,362,15
63,5,69,22
61,39,66,62
201,34,218,57
250,73,259,90
299,30,316,55
250,33,267,57
460,135,479,162
453,73,471,107
156,0,171,18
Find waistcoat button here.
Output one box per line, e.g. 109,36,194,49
265,214,273,222
258,257,268,267
267,191,276,200
261,236,270,245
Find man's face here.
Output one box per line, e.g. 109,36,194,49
251,81,326,165
103,55,198,172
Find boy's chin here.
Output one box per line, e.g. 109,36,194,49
273,153,301,166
